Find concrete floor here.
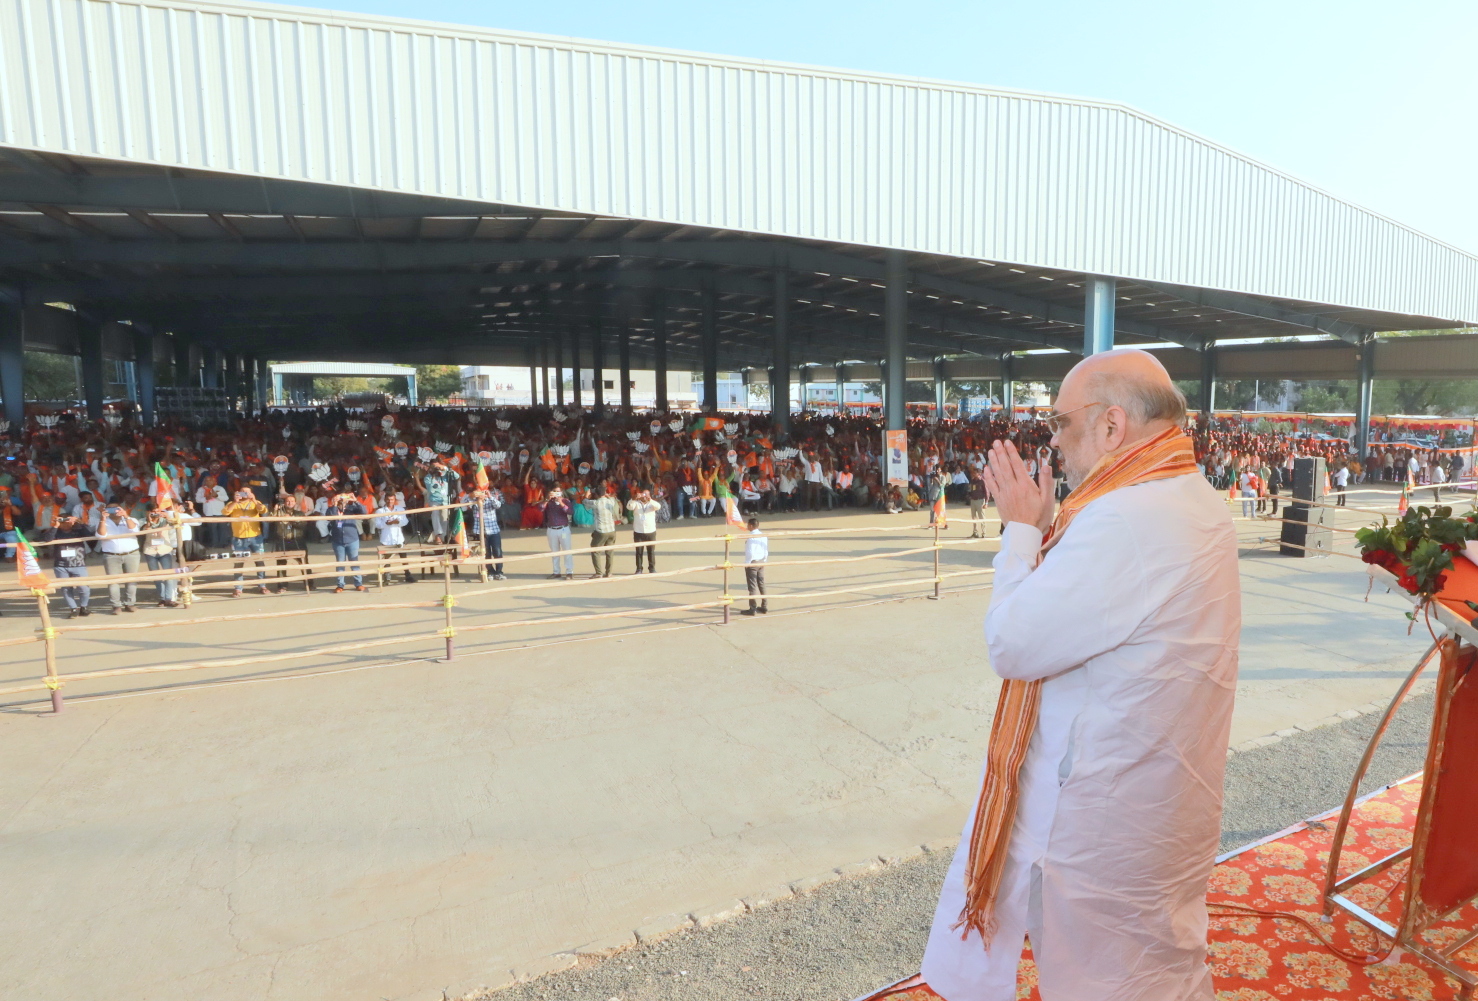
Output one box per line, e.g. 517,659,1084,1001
0,490,1440,1001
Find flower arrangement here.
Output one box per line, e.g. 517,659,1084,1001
1355,503,1478,605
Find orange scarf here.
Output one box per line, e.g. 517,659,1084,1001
957,425,1197,945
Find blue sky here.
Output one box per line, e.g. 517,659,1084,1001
300,0,1476,254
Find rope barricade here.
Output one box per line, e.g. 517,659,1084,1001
0,516,999,710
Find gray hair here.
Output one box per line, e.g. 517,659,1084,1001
1087,369,1187,427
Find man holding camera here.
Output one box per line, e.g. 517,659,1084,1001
96,502,141,614
326,491,368,592
222,488,270,597
43,513,94,617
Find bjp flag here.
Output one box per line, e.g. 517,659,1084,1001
15,529,50,591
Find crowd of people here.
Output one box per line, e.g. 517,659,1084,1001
0,404,1468,617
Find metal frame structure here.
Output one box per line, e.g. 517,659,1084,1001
1,0,1476,436
1322,582,1478,998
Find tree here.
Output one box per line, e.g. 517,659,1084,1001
23,351,79,401
415,365,462,400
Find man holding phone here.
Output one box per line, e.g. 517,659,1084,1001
96,503,141,614
326,491,368,592
222,488,270,597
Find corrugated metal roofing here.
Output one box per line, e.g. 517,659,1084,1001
1,0,1474,323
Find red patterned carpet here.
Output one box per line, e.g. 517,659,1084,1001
860,776,1476,1001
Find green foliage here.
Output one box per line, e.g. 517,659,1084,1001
23,351,79,401
415,365,462,400
1356,504,1478,612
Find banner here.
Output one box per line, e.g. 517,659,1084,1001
884,430,908,487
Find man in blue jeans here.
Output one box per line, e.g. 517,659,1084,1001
326,492,368,592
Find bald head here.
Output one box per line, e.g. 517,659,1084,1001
1063,348,1186,429
1050,349,1187,487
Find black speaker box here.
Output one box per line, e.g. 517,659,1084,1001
1279,503,1332,557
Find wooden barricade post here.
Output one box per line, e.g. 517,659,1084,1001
33,587,63,713
441,557,455,661
722,534,732,625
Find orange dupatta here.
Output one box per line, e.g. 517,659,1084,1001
957,425,1198,945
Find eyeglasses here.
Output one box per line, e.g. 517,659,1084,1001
1045,401,1104,435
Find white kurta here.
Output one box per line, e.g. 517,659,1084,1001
923,472,1240,1001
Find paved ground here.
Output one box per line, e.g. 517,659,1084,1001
0,485,1447,1001
487,692,1437,1001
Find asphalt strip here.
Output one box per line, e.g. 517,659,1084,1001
477,692,1435,1001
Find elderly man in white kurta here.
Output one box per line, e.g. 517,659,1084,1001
922,349,1241,1001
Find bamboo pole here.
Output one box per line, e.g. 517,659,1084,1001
33,588,62,713
721,534,731,625
931,518,941,600
441,557,455,661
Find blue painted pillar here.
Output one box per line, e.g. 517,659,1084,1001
1084,277,1116,355
652,292,667,412
0,303,24,427
79,319,106,421
406,372,418,407
884,250,908,431
770,271,789,432
133,324,156,426
592,319,606,416
703,288,720,411
1355,335,1376,459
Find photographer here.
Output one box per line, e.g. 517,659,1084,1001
141,502,181,608
222,488,269,597
326,491,368,592
42,513,94,617
96,502,141,614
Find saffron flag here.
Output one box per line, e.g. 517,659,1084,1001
933,490,947,528
1398,485,1410,516
153,462,175,510
474,459,490,492
15,528,49,591
449,506,471,559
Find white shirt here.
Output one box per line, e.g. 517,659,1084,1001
627,498,660,534
744,529,768,564
97,515,141,554
1333,466,1350,487
923,473,1240,1001
375,504,407,546
804,459,824,483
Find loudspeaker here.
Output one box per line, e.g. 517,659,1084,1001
1281,457,1331,557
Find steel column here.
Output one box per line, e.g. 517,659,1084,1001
701,285,718,411
653,291,668,412
933,356,947,417
1084,277,1116,355
0,303,24,427
133,325,156,425
1356,335,1376,459
528,349,538,406
618,322,631,413
570,327,583,409
554,336,565,406
592,319,605,415
171,335,190,387
884,250,908,431
272,370,284,406
406,372,418,406
540,340,551,406
835,363,845,414
771,270,789,433
1200,344,1218,413
79,320,106,420
1001,352,1016,414
201,347,220,389
257,357,269,412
